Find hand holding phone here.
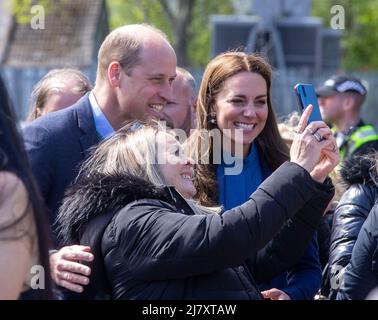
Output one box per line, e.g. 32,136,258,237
294,83,322,124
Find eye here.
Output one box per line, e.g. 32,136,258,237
151,78,163,84
169,77,175,85
174,148,180,156
228,99,245,106
255,99,267,106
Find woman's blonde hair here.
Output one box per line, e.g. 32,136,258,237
79,122,165,186
78,122,221,215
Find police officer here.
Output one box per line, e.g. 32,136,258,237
317,74,378,160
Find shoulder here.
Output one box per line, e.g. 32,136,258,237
115,199,176,222
23,106,76,134
0,172,33,232
23,96,90,137
106,199,186,238
338,183,377,211
0,171,27,205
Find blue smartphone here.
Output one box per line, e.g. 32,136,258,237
294,83,323,123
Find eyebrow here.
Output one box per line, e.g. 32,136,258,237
148,73,177,78
231,94,267,99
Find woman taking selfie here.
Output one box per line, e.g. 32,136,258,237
56,115,338,299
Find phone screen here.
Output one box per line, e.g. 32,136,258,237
294,83,323,123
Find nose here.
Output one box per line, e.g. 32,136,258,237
181,154,194,166
243,103,257,118
159,80,173,102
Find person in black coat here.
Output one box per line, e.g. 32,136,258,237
56,117,338,299
327,152,378,298
337,202,378,299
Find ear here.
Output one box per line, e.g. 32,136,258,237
108,62,122,87
191,97,197,111
36,108,43,118
343,95,355,111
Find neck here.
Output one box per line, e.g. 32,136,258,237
333,115,360,133
228,137,250,158
92,84,128,131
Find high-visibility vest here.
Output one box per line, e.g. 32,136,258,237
334,125,378,159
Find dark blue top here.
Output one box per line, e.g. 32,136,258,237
216,144,322,300
217,144,263,210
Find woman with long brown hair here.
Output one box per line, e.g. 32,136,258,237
189,51,337,299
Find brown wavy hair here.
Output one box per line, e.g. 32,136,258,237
190,52,289,206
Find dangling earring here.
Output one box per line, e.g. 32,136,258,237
208,112,217,125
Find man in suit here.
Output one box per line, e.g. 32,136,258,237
23,24,177,294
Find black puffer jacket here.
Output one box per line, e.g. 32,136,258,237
337,203,378,300
328,153,378,296
57,162,334,300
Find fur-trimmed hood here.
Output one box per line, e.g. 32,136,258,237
339,152,378,188
56,172,171,245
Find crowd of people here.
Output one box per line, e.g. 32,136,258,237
1,22,378,300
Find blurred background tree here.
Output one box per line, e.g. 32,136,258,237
107,0,233,68
9,0,378,70
312,0,378,70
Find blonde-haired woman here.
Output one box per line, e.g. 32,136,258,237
56,118,337,299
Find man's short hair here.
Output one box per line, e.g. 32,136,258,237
176,66,196,97
96,24,169,81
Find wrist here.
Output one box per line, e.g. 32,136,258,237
310,170,326,183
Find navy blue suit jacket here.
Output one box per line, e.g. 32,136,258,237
23,93,100,233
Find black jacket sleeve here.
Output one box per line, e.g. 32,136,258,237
337,204,378,300
328,184,376,276
248,177,334,283
104,162,334,281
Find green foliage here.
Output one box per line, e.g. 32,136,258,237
106,0,233,67
11,0,54,24
312,0,378,70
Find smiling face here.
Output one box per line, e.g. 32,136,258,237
213,71,269,157
117,39,177,122
156,132,196,199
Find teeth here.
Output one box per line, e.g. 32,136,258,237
181,174,192,180
234,122,255,130
150,104,164,112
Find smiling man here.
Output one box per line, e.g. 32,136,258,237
23,24,177,296
24,24,176,225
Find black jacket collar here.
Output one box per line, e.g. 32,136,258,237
56,172,194,244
